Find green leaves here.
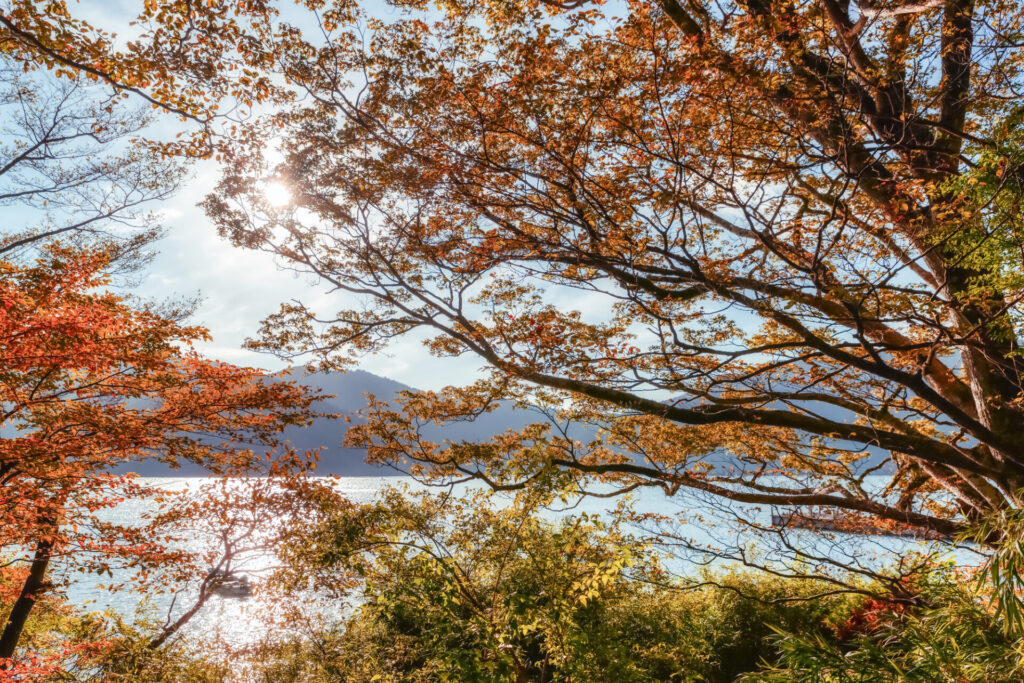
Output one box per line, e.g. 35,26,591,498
963,509,1024,639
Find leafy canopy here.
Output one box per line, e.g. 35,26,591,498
198,0,1024,582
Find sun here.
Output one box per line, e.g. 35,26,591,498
263,181,292,207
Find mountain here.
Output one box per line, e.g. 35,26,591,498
118,369,538,476
116,368,892,477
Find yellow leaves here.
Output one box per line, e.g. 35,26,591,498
572,555,631,606
150,0,1024,558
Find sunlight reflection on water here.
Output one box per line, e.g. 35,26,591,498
60,477,403,647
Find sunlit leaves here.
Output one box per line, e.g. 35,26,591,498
0,244,324,666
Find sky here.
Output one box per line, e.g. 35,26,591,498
57,0,489,390
140,158,616,389
7,0,619,392
138,160,488,390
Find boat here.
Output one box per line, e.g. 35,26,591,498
207,569,253,598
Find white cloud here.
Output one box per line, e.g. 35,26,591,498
139,165,487,389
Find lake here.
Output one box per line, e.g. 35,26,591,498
48,475,954,649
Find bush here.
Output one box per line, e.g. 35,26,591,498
747,574,1024,683
249,490,864,682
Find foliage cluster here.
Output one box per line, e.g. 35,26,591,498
750,582,1024,682
248,488,1024,683
6,486,1024,683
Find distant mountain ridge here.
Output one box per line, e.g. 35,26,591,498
117,369,891,477
118,369,536,476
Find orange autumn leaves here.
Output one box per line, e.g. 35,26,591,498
196,0,1024,556
0,243,321,580
0,0,295,157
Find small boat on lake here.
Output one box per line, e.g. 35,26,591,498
207,569,253,598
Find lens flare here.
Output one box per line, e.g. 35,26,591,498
263,181,291,207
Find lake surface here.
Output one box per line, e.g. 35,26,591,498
58,477,407,647
48,476,953,649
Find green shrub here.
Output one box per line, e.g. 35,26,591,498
746,577,1024,683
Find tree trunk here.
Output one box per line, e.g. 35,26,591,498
146,588,215,650
0,536,54,660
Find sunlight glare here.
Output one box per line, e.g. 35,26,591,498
263,181,292,207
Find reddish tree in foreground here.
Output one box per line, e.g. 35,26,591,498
0,244,321,671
